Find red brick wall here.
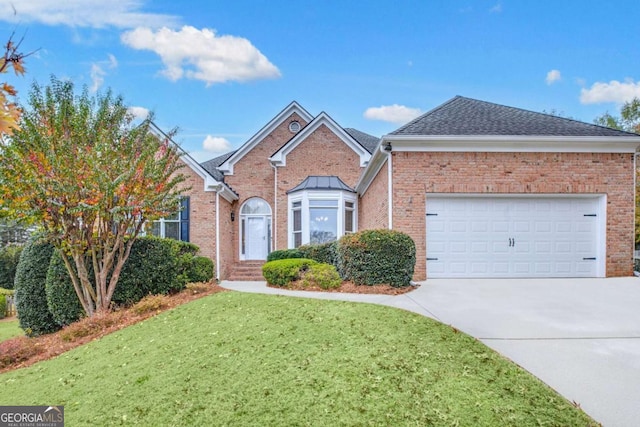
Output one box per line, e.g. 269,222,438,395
276,124,364,249
390,152,634,280
177,160,216,261
217,196,234,280
359,158,389,230
224,113,309,260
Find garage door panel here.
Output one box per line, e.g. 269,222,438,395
426,196,602,278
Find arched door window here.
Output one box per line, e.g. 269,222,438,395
240,197,272,260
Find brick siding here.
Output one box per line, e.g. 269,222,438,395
388,151,634,280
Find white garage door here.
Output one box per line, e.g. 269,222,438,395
426,196,604,278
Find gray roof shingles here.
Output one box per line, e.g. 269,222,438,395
287,176,356,194
391,96,638,137
344,128,380,153
200,150,237,181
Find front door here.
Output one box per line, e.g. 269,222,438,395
245,216,269,260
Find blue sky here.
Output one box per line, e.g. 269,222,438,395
2,1,640,161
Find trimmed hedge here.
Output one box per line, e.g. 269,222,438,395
14,237,59,336
0,244,22,289
299,242,338,266
337,229,416,287
301,263,341,290
262,258,318,287
267,249,304,262
45,250,84,326
186,256,214,283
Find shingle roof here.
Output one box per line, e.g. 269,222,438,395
391,96,638,137
287,176,356,194
200,150,237,181
344,128,380,153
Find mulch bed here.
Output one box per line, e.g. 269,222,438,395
269,281,419,295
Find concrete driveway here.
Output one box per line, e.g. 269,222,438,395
222,277,640,426
413,277,640,427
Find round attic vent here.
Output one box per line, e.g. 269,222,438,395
289,121,301,133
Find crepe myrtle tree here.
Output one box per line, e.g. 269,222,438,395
0,76,187,316
0,32,29,136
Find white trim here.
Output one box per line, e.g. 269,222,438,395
355,142,387,195
239,197,272,261
271,162,278,251
287,190,358,248
215,191,220,281
270,112,371,168
388,152,393,229
382,135,640,153
219,102,313,175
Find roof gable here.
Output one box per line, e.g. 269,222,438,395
269,112,371,167
148,123,237,202
392,96,639,137
218,101,313,175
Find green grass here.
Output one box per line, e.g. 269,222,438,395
0,319,22,342
0,292,596,426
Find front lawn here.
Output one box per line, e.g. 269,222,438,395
0,292,596,426
0,319,22,342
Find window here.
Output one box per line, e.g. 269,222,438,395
288,193,356,248
151,197,190,241
292,201,302,248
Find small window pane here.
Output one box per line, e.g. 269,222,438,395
166,211,179,221
241,198,271,215
164,222,180,240
151,221,161,237
294,232,302,248
345,209,354,233
310,199,338,208
292,201,302,208
293,209,301,232
345,201,354,209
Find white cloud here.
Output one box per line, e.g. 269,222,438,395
580,79,640,104
364,104,423,124
203,135,232,152
121,26,281,85
0,0,180,28
89,54,119,92
490,3,502,13
546,69,561,85
127,106,150,120
90,63,106,93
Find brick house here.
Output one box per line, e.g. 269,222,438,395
158,96,640,281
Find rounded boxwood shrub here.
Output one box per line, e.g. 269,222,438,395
0,293,6,319
262,258,318,287
301,263,341,290
186,256,214,283
267,249,304,262
113,236,181,306
0,244,23,289
299,241,338,267
14,237,59,336
337,229,416,287
45,250,84,326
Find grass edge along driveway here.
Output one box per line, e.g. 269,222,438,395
0,292,597,426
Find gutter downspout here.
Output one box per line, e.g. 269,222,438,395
215,190,221,281
381,144,393,230
270,161,278,251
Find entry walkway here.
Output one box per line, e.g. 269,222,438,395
221,278,640,427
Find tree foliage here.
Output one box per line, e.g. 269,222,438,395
0,32,28,136
594,98,640,134
595,99,640,243
0,76,187,316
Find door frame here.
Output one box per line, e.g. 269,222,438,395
239,198,272,261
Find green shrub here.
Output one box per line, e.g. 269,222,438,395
301,263,342,290
262,258,318,287
186,256,214,283
267,249,304,262
299,242,338,266
0,244,23,289
45,250,84,326
113,236,182,306
14,237,59,336
337,229,416,287
0,294,5,319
